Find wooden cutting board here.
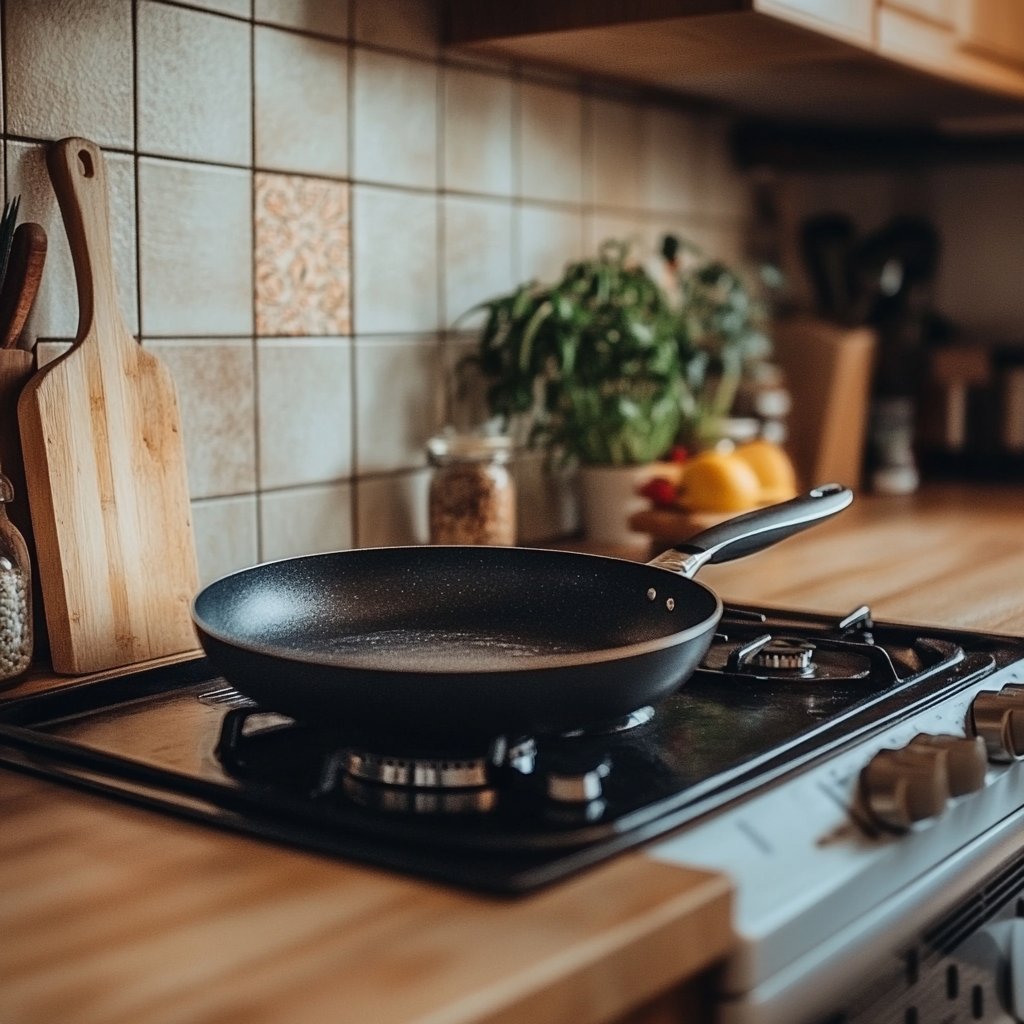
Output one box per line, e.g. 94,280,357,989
18,138,199,674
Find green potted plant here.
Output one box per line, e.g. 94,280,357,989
467,239,775,543
471,240,685,543
665,239,774,449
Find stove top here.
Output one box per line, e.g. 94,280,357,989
0,605,1016,893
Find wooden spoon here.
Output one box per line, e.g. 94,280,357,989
0,222,47,349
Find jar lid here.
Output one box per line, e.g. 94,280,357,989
427,433,513,464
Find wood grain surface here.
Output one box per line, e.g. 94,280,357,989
0,771,731,1024
0,348,47,657
0,222,47,350
17,138,199,675
695,483,1024,634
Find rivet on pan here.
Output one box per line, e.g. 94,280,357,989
647,588,657,601
666,598,675,611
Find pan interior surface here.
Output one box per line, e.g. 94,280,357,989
194,547,718,673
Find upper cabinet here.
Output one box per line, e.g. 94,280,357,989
878,0,1024,100
757,0,875,47
446,0,1024,126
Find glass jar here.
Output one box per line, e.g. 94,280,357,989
427,434,516,546
0,473,32,682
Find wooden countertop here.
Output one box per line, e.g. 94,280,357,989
696,483,1024,635
2,483,1022,1024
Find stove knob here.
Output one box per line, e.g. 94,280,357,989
908,734,987,796
545,758,611,804
971,689,1024,762
861,746,949,831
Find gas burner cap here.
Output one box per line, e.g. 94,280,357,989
344,750,489,789
341,775,497,814
751,638,816,671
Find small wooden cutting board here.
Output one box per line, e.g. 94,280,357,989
18,138,199,674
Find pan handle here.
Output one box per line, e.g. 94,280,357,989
647,484,853,578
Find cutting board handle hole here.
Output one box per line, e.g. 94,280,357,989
78,150,94,178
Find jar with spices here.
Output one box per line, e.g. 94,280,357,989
427,434,516,546
0,473,32,683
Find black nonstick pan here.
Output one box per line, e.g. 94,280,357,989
192,485,852,741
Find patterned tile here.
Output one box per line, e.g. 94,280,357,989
255,173,351,337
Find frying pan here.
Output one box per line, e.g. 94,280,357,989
193,485,852,741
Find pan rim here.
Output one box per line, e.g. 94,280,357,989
191,546,724,675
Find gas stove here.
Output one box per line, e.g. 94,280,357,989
3,605,1024,1021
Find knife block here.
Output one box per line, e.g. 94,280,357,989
772,315,877,491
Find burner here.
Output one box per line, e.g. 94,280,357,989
558,705,656,738
341,775,498,814
751,638,816,672
702,635,873,681
345,750,490,789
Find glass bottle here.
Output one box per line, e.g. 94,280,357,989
0,473,32,682
427,434,516,546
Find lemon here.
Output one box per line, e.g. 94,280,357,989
676,451,762,512
734,439,798,504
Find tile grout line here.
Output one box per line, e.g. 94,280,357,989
347,3,359,549
436,56,447,428
248,14,263,565
131,0,142,341
1,0,7,209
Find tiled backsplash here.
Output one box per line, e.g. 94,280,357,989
2,0,751,586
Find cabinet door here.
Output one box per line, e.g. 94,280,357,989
958,0,1024,67
883,0,957,28
754,0,875,48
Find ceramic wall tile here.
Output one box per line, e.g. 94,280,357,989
696,115,750,221
352,185,438,334
444,195,513,328
255,173,351,337
137,2,251,167
191,495,259,588
664,218,744,268
6,0,133,149
519,83,583,205
6,142,137,343
589,98,643,211
355,336,443,474
517,204,585,285
256,337,353,489
442,332,489,433
260,482,353,561
352,49,437,190
585,212,657,266
512,448,579,543
255,27,348,178
176,0,251,15
443,68,513,197
355,470,430,547
255,0,348,38
353,0,438,57
642,107,702,215
35,341,73,368
138,158,253,337
144,339,256,500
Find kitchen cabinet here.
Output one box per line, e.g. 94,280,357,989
878,0,1024,102
445,0,1024,124
756,0,875,47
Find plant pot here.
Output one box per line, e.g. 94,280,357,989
578,464,666,545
